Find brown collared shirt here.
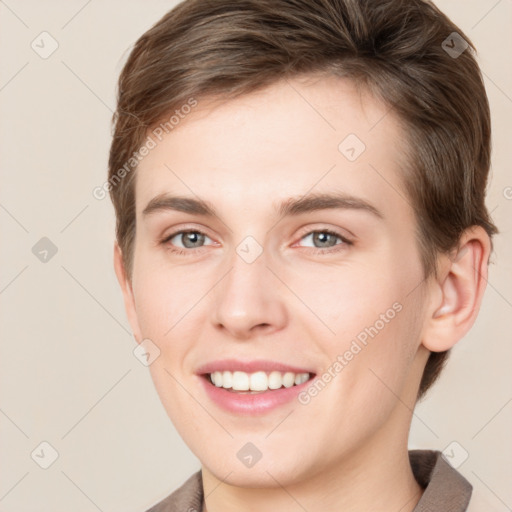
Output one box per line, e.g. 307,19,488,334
146,450,472,512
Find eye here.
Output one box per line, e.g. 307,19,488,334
296,229,352,253
160,230,214,254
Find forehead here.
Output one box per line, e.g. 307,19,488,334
134,75,411,220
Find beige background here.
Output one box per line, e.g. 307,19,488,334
0,1,510,510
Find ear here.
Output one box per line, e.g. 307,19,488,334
113,242,142,344
422,226,492,352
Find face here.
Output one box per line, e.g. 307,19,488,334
118,75,432,487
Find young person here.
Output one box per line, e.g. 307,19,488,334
108,1,498,510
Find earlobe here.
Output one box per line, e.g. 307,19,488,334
422,226,491,352
113,242,142,344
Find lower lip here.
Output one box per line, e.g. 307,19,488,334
198,374,315,415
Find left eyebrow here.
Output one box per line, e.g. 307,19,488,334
141,191,384,220
275,192,384,220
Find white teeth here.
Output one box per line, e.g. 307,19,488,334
221,371,233,389
268,371,283,390
250,371,267,391
232,371,249,391
209,370,311,391
282,372,295,388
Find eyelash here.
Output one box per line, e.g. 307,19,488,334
159,228,353,256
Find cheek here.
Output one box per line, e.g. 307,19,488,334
296,233,421,332
290,261,405,340
131,250,207,340
329,286,425,414
297,253,423,395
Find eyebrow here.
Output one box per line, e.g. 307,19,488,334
142,191,384,220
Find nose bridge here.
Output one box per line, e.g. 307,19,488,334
211,240,287,337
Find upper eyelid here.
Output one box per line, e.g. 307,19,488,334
165,229,207,239
294,225,352,241
161,224,215,242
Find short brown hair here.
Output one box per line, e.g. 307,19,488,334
108,0,498,399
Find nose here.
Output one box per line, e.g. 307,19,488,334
211,249,288,339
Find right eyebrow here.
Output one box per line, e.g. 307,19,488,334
142,194,216,217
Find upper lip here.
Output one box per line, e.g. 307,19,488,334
196,359,316,375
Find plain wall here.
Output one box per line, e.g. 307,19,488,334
0,1,511,510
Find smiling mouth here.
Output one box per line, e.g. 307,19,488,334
202,370,316,393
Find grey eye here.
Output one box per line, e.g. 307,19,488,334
301,231,342,248
171,231,208,248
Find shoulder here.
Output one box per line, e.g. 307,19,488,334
144,470,203,512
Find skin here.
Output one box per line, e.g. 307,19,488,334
114,74,490,512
